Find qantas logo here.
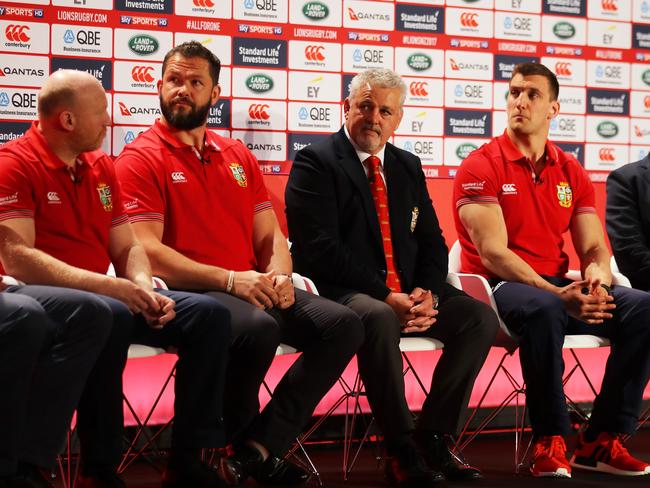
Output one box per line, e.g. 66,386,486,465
409,81,429,97
449,58,460,71
460,13,479,28
131,66,155,83
601,0,617,11
118,102,131,116
193,0,215,6
5,25,30,42
248,104,270,120
304,45,325,61
634,125,650,137
347,7,359,20
644,96,650,109
555,62,572,77
598,148,615,161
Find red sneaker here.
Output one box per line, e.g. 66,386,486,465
530,435,572,478
570,432,650,476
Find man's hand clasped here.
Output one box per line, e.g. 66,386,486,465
557,278,615,325
231,270,295,310
386,287,439,333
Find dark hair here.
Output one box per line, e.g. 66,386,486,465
162,41,221,86
511,62,559,101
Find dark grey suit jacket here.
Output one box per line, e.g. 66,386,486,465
285,127,460,302
606,154,650,291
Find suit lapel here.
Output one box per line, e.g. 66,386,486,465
333,129,383,248
384,147,408,260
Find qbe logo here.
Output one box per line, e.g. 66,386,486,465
113,61,159,93
404,77,443,106
0,54,48,87
287,132,328,161
52,57,113,90
231,99,286,130
344,0,394,32
587,60,630,88
288,40,340,72
393,136,443,165
288,71,341,102
113,93,161,125
207,100,231,128
343,44,393,71
0,88,39,120
445,8,494,38
234,0,288,23
549,115,585,141
0,21,48,53
445,80,493,109
232,129,286,162
51,24,112,58
395,107,444,137
289,102,340,132
396,5,444,33
494,12,541,41
542,57,586,86
395,47,443,76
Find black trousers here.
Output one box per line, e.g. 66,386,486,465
339,292,499,445
75,290,231,475
493,277,650,436
210,288,364,455
1,286,111,473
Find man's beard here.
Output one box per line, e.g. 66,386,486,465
160,95,211,130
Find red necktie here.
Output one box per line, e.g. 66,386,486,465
365,156,402,293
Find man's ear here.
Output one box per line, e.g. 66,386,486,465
548,100,560,120
59,110,75,131
211,84,221,105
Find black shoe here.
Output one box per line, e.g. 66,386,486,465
218,445,310,486
162,457,226,488
76,471,126,488
7,464,53,488
385,441,444,487
415,432,483,481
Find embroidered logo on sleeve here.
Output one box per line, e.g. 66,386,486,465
556,182,573,208
229,162,248,188
0,192,19,205
96,183,113,212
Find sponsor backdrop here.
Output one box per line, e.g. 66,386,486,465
1,0,650,180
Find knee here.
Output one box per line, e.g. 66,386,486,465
518,292,566,338
232,311,281,354
360,300,401,343
323,308,365,352
2,293,50,347
185,295,232,344
68,293,115,347
465,299,500,342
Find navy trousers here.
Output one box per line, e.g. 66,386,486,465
493,277,650,436
0,286,111,474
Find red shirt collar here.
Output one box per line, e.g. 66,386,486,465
498,129,562,167
26,121,96,170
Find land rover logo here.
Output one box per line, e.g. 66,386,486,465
456,143,478,159
597,121,618,138
553,22,575,39
129,35,159,56
643,69,650,86
407,54,432,71
303,2,328,20
246,74,273,93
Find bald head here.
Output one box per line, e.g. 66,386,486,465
38,69,104,119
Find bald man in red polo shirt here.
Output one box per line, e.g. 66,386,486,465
115,41,364,486
0,70,233,488
454,62,650,478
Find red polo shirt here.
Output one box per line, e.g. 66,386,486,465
114,120,272,271
453,131,596,279
0,122,128,274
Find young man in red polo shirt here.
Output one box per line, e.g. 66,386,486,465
115,42,364,486
0,70,232,488
454,62,650,478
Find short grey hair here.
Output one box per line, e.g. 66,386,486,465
348,68,407,106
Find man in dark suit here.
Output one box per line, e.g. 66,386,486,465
606,154,650,291
285,68,499,487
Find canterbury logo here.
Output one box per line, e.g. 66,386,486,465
5,24,30,42
118,102,131,117
304,45,325,61
248,104,270,120
599,148,615,161
502,183,517,194
409,81,429,97
193,0,214,6
131,66,155,83
347,7,359,20
555,62,572,76
644,96,650,109
47,191,60,202
601,0,617,11
460,13,479,27
171,171,187,182
449,58,460,71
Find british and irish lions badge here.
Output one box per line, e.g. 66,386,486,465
96,183,113,212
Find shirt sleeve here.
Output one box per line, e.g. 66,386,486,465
236,140,271,214
572,163,596,217
114,149,165,223
453,151,501,210
0,155,35,222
